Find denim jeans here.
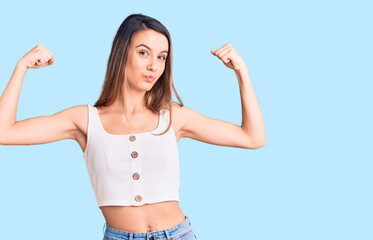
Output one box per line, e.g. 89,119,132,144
103,215,197,240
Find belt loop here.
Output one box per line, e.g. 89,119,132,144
129,232,133,240
164,229,171,240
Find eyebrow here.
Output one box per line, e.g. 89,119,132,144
135,44,168,54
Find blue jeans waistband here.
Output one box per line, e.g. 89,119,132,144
103,215,193,240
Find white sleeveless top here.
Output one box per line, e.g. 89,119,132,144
83,104,180,207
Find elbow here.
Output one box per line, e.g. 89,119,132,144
247,138,266,149
254,140,266,149
254,135,267,149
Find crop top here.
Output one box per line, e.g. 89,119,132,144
82,104,180,207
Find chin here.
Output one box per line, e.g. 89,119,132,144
142,84,155,92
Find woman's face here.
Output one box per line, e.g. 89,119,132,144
125,29,169,92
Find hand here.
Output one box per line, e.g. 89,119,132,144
211,43,246,72
18,43,54,69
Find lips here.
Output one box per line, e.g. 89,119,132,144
144,75,155,81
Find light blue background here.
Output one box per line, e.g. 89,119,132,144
0,1,372,239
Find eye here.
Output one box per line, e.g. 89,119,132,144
140,51,166,61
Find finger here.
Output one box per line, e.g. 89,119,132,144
35,58,41,67
41,52,49,64
37,54,45,65
46,48,54,56
40,59,51,67
36,56,45,67
212,47,223,56
43,50,52,60
45,49,54,59
211,49,219,55
45,53,53,64
47,58,54,65
43,52,49,63
214,45,230,56
217,48,231,59
222,54,231,64
39,48,48,63
212,47,223,55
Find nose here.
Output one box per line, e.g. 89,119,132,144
147,57,158,72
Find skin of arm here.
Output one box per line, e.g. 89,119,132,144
235,67,266,148
0,62,28,130
0,44,79,146
178,43,266,149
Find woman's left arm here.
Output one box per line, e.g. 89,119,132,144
179,43,266,149
233,56,266,148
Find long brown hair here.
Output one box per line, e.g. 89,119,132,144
93,13,183,136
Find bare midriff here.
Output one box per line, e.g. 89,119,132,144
100,200,186,233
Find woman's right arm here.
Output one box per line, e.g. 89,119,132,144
0,107,82,146
0,44,82,145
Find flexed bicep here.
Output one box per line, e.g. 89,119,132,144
0,105,83,146
177,105,260,149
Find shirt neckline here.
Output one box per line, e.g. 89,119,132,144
94,106,162,137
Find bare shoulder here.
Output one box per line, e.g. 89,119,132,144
68,104,89,138
50,104,88,137
170,102,191,123
170,102,197,140
63,104,90,152
170,102,184,120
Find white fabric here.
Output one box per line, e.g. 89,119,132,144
83,104,180,207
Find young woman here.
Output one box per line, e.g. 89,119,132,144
0,13,266,240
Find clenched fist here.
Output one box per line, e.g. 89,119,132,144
18,43,54,69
